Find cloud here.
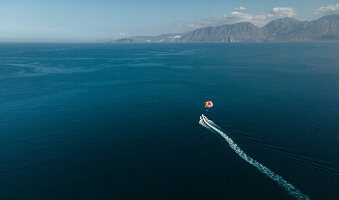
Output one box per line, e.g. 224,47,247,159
119,32,127,36
224,12,253,23
314,4,339,15
272,7,297,17
235,6,247,11
182,7,297,29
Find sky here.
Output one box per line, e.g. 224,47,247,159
0,0,339,42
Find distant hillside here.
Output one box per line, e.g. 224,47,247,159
111,14,339,43
114,33,186,43
179,22,265,42
263,15,339,41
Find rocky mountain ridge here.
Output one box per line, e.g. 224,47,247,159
112,15,339,43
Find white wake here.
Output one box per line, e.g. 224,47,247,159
199,114,309,200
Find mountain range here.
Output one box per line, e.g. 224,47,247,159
112,14,339,43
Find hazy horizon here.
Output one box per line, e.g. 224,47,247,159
1,1,339,42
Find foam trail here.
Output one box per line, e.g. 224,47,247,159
199,119,208,128
205,118,221,129
199,114,309,200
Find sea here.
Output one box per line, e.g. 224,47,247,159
0,43,338,200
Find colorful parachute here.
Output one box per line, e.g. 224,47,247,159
204,101,213,108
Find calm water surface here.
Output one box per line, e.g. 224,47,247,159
0,43,338,199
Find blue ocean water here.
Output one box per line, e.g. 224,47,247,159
0,43,338,200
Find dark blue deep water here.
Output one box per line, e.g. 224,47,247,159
0,43,338,200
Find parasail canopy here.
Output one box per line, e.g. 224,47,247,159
204,101,213,108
